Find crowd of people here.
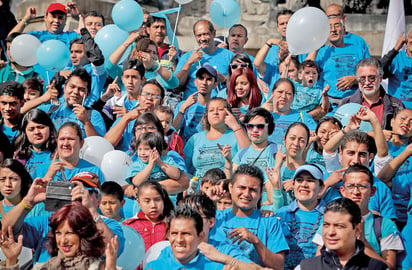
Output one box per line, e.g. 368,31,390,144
0,1,411,269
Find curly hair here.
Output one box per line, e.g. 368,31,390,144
46,202,105,258
14,109,57,160
227,68,262,111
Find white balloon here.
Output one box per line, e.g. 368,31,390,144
10,34,41,66
143,240,170,268
100,150,132,186
286,7,330,55
175,0,193,4
79,136,114,167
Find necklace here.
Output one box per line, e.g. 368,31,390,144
290,209,322,244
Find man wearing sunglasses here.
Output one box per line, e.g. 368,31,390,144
312,165,403,270
340,57,404,131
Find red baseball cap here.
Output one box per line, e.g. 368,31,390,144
70,171,101,189
46,3,67,15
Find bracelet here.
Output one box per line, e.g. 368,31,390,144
341,128,347,135
233,127,242,133
20,199,33,210
265,42,272,48
94,215,102,223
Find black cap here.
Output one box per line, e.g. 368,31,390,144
122,58,145,79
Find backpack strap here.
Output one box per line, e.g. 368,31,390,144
373,214,383,242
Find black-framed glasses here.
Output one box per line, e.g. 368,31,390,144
230,63,249,69
343,184,371,192
358,75,378,84
245,123,268,131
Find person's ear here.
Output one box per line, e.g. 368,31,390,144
121,199,125,207
208,217,216,229
199,231,205,242
370,186,376,197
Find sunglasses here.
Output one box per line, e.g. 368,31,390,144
245,123,268,131
230,63,249,69
358,75,378,84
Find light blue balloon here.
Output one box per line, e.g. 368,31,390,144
117,225,145,270
94,24,132,64
209,0,241,28
112,0,144,32
36,40,70,72
334,103,373,132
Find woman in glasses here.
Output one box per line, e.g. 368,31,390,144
183,98,249,179
227,68,262,119
230,108,280,209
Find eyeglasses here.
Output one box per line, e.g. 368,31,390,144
141,92,161,100
343,184,371,192
136,126,157,132
230,63,249,69
358,75,378,84
245,123,268,131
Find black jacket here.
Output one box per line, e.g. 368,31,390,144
340,87,405,130
298,240,388,270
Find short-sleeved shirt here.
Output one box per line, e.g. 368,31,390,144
275,200,326,270
387,51,412,108
175,48,234,99
145,246,223,270
24,150,53,179
38,103,106,137
268,110,317,146
291,80,323,112
183,130,239,178
209,208,289,266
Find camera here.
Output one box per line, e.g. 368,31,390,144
45,181,74,212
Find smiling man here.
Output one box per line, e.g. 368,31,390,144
209,164,289,269
176,19,234,99
0,81,24,143
8,3,79,47
297,198,388,270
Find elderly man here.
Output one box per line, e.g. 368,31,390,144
340,57,404,130
306,15,370,108
175,19,234,99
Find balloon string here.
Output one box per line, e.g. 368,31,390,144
172,4,181,46
46,71,50,85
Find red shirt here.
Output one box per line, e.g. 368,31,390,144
362,96,384,126
157,44,169,61
123,211,166,252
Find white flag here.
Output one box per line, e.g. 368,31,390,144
382,0,406,57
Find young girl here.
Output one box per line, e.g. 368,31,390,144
123,181,174,252
227,68,262,116
128,132,182,186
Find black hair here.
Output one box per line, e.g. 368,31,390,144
276,9,294,24
130,112,164,152
325,198,362,228
22,77,44,95
202,98,232,131
138,180,174,218
229,24,248,37
141,80,165,101
179,193,216,219
14,109,57,160
101,181,124,202
202,168,226,185
343,164,374,185
136,131,167,154
228,53,254,77
0,81,24,100
313,116,343,154
272,78,296,96
167,204,203,235
58,122,83,142
65,68,92,95
341,130,376,155
146,15,166,28
69,38,84,48
5,32,21,44
122,58,145,79
84,10,105,25
243,107,275,135
284,122,310,147
0,159,32,199
299,60,320,74
231,164,264,192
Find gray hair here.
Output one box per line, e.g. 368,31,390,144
356,57,384,77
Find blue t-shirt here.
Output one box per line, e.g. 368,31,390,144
38,103,106,137
291,80,323,112
401,219,412,269
174,102,206,143
268,110,317,146
275,200,326,270
145,245,223,270
34,158,105,183
209,208,289,266
24,150,53,179
175,48,234,98
387,141,412,223
28,31,80,47
183,130,239,178
305,146,326,168
0,124,18,144
315,43,370,99
387,50,412,108
22,215,124,263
